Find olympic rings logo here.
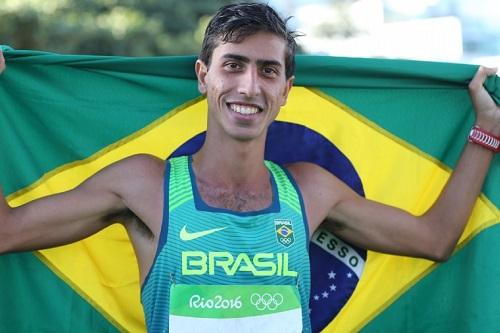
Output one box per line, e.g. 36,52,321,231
280,237,292,244
250,293,283,311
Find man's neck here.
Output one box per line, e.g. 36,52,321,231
191,135,274,212
192,134,269,190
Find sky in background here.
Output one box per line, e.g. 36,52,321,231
268,0,500,67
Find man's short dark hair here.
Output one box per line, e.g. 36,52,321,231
200,2,299,79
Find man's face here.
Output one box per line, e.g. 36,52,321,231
196,31,294,142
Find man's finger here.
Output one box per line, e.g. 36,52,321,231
0,49,5,74
469,66,497,92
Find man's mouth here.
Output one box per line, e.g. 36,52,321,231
228,103,262,115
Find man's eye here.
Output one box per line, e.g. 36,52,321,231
263,67,278,76
225,62,241,70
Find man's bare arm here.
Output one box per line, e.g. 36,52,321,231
0,48,124,253
293,67,499,262
0,154,165,254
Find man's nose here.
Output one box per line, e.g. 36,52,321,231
237,67,261,97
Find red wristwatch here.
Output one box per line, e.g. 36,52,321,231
468,126,500,153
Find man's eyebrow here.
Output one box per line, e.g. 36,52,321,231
222,53,283,68
257,59,282,68
222,53,250,63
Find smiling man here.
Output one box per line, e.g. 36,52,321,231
0,3,499,333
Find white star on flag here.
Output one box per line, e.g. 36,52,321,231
314,294,320,301
328,270,336,279
329,284,337,291
347,272,353,278
322,291,329,298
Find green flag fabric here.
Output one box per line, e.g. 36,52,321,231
0,46,499,332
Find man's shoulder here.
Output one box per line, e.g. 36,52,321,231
118,153,165,168
284,161,343,192
284,161,325,178
109,153,166,182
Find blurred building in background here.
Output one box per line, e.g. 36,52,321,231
1,0,498,66
271,0,500,66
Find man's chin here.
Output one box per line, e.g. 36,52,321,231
227,128,266,143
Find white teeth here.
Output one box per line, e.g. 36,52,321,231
230,104,259,115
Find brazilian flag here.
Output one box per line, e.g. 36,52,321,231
0,47,499,332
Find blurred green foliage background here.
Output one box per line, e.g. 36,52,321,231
0,0,234,56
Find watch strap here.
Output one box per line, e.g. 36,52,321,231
468,126,500,153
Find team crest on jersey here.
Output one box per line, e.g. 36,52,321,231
274,219,295,247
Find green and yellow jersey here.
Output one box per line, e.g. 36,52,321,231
142,156,311,332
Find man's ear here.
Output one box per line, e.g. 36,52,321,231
195,59,208,95
280,75,295,106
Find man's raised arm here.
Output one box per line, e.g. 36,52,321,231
0,162,127,253
1,47,121,252
0,154,165,255
0,50,165,255
294,66,499,262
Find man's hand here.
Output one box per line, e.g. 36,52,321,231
469,66,500,135
0,49,5,74
0,187,12,253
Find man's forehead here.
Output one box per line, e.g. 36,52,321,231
221,53,284,69
212,33,287,65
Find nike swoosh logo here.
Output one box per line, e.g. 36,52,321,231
179,225,227,241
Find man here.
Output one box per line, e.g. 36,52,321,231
0,3,498,332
